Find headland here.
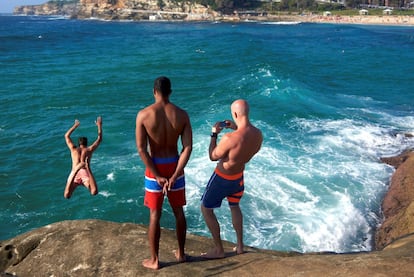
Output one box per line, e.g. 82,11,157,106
12,0,414,26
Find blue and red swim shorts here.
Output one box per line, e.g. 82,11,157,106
144,156,186,210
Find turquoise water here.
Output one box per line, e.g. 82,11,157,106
1,15,414,253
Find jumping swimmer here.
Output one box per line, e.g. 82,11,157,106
64,117,102,199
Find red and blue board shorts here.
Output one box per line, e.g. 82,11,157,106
201,168,244,208
144,156,186,210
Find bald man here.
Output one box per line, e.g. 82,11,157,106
201,99,263,259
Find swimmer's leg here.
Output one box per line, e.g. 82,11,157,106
64,162,85,199
84,158,98,196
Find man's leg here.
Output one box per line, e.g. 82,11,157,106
230,205,244,254
142,208,162,270
201,204,225,259
64,162,85,199
84,159,98,195
172,206,187,262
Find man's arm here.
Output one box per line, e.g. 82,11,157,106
89,116,103,151
209,122,229,161
135,111,165,186
168,113,193,190
65,120,80,149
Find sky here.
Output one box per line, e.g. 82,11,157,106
1,1,47,13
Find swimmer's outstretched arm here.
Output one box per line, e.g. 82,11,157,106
89,117,102,152
65,119,80,149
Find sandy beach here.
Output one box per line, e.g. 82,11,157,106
301,14,414,25
239,14,414,26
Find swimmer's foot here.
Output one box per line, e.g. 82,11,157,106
200,248,225,259
142,258,159,270
173,249,186,263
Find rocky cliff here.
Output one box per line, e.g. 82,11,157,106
1,150,414,276
1,219,414,276
376,150,414,249
13,2,79,17
14,0,217,21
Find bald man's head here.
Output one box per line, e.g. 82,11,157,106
231,99,249,117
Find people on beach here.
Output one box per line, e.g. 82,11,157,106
64,117,103,199
135,76,193,269
201,99,262,259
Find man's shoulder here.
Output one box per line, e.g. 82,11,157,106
138,104,156,116
69,146,79,153
167,103,189,117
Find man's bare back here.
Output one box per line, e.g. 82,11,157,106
216,125,262,175
138,102,187,158
209,100,263,175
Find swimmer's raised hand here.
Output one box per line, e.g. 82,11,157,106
95,116,102,126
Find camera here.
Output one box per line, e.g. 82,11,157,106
219,121,229,128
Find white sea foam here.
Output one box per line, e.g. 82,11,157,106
260,21,302,25
106,172,115,181
99,191,115,198
184,114,402,253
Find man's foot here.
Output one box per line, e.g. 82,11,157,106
142,258,159,270
200,248,225,259
233,246,244,255
173,249,186,263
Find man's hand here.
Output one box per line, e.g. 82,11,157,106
95,116,102,126
167,175,177,192
156,176,169,195
212,122,222,134
74,119,80,128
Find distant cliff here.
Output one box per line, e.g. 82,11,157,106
13,0,217,21
14,1,79,17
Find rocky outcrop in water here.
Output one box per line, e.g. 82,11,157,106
376,149,414,250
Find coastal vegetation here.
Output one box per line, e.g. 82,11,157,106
44,0,414,15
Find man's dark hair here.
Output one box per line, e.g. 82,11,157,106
78,137,88,146
154,76,172,97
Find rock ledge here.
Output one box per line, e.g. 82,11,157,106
1,218,414,276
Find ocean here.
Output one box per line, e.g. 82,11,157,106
1,15,414,254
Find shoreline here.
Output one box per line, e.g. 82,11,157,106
229,14,414,26
9,8,414,26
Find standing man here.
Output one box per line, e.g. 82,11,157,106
136,76,192,270
64,116,102,199
201,99,262,259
